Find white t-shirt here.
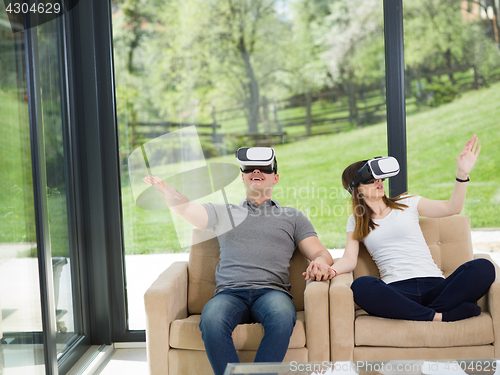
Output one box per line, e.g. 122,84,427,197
346,195,444,284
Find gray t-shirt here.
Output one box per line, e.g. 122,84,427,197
202,199,317,295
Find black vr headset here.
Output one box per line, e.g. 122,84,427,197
236,147,277,174
348,156,400,194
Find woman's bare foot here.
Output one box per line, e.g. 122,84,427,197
433,312,442,321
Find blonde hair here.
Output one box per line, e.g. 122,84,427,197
341,160,411,241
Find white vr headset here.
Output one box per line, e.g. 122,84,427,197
348,156,400,194
236,147,277,174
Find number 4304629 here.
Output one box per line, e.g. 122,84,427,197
5,2,61,14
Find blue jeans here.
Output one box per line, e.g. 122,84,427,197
351,258,495,321
199,288,297,375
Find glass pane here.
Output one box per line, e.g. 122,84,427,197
112,0,388,330
403,1,500,256
1,7,83,373
0,6,46,374
36,17,80,356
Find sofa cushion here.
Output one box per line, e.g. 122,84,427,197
355,311,494,348
170,311,307,350
419,216,474,277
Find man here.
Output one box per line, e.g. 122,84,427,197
144,147,334,375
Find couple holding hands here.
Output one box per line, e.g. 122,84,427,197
144,135,494,375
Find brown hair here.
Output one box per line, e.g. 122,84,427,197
341,160,410,241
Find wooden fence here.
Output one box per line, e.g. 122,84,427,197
134,68,500,150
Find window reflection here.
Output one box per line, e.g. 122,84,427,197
0,5,82,373
0,5,46,373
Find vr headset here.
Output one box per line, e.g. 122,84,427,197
236,147,277,174
348,156,400,194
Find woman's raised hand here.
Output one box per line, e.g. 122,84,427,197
456,135,481,178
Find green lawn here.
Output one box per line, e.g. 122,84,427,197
2,81,500,255
0,89,71,258
120,81,500,253
0,89,36,248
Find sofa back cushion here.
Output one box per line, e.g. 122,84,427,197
187,228,308,315
353,216,474,280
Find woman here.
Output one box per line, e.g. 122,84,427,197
332,135,495,322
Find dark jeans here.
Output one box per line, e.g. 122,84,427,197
351,258,495,321
199,288,297,375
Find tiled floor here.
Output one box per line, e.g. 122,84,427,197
96,348,148,375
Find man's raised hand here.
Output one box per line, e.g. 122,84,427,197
302,260,336,281
143,175,187,206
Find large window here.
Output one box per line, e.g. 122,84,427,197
0,4,87,374
0,10,46,373
403,0,500,229
112,0,389,331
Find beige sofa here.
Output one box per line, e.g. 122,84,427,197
145,228,330,375
330,215,500,362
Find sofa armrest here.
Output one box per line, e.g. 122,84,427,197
474,253,500,357
304,279,330,362
145,261,189,375
329,272,355,362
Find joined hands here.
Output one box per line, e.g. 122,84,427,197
302,260,336,281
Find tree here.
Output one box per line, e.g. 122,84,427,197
141,0,292,134
318,0,384,123
112,0,166,73
112,0,337,135
461,23,500,88
468,0,500,45
275,0,331,135
405,0,466,84
404,0,499,87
